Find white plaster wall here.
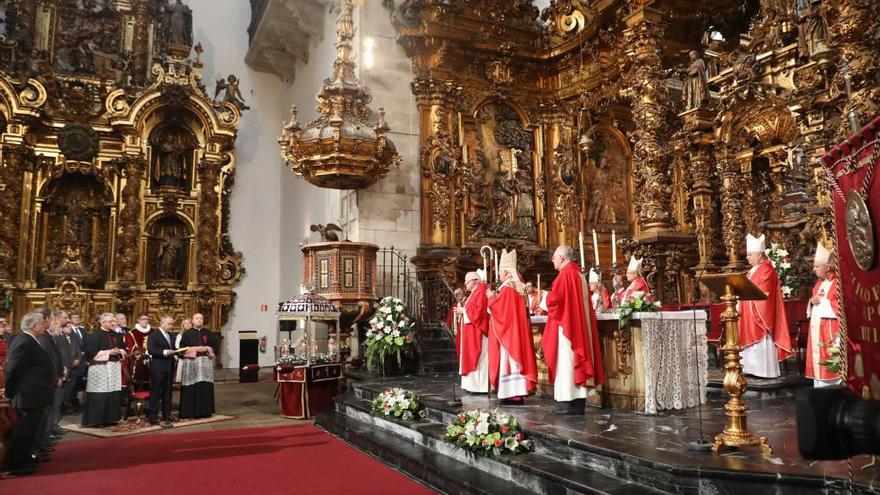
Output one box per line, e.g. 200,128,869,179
190,0,337,369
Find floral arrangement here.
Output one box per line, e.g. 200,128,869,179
819,340,843,374
617,291,661,329
276,353,336,366
365,296,416,372
765,243,803,298
444,408,533,456
371,387,427,421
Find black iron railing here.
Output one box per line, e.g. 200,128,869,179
376,247,420,317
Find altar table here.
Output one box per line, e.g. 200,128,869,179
531,310,708,414
276,363,343,419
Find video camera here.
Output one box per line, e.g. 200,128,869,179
797,386,880,459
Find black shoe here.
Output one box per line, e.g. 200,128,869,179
148,418,160,426
499,397,525,406
565,398,586,416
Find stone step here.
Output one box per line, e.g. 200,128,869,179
318,391,667,495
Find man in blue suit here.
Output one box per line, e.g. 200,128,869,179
147,315,178,427
3,312,55,476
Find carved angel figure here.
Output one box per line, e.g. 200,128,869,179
310,224,344,242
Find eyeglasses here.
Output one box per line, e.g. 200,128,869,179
465,279,478,284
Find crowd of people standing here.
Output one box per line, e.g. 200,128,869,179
1,309,219,477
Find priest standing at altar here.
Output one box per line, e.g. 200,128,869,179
614,256,650,306
178,313,218,418
740,233,792,378
806,242,842,387
486,250,538,404
542,246,604,415
455,271,489,393
589,269,612,313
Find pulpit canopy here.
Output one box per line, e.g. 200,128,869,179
277,292,341,321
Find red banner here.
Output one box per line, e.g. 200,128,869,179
821,115,880,399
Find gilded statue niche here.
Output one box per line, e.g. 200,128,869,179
147,215,191,288
149,123,196,191
581,125,632,229
37,171,113,288
460,100,540,244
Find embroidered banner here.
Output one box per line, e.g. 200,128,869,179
821,115,880,399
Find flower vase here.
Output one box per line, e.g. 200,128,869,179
382,357,401,377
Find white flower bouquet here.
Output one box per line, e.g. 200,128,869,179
371,387,427,421
444,408,533,456
365,296,416,372
765,242,803,299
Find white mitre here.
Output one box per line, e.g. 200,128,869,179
499,248,518,274
476,268,487,282
746,233,766,254
626,255,643,274
589,268,600,283
814,241,832,265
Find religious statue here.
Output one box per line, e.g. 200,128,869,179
589,156,619,225
155,130,191,189
796,0,830,60
512,152,536,241
64,190,90,245
310,224,344,241
156,228,184,280
164,0,193,48
214,74,250,111
490,167,514,234
682,50,709,111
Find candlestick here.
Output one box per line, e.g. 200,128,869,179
494,250,499,281
578,231,585,268
592,229,600,265
612,230,617,265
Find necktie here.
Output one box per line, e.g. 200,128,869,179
162,330,171,346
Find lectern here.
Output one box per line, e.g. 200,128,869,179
700,272,773,456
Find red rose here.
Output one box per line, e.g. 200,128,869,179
459,415,466,422
501,425,510,433
482,439,489,446
515,432,525,441
494,439,503,447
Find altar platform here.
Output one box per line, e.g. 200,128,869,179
316,371,879,495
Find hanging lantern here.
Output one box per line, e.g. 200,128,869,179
278,0,401,190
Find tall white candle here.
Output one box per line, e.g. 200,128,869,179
494,251,499,281
578,231,585,268
537,273,541,293
592,229,600,265
612,230,617,265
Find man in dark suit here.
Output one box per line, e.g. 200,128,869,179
36,311,66,458
3,312,54,476
147,315,178,426
62,319,85,414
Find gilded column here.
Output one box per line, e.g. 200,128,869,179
541,104,575,248
623,8,673,233
197,158,222,285
116,157,143,282
718,151,744,269
0,146,26,281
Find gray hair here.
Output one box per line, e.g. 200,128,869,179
20,312,44,331
555,245,575,261
99,312,115,324
160,314,175,325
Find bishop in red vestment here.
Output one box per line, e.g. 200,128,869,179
740,233,792,378
542,246,604,415
456,272,489,393
806,242,842,387
125,314,153,388
615,256,650,306
525,282,545,316
487,250,537,404
589,269,612,313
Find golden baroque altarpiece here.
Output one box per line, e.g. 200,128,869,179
384,0,879,303
0,0,245,330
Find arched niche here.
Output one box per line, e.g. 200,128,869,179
37,171,113,288
580,124,632,229
148,119,198,192
460,99,540,242
146,215,192,288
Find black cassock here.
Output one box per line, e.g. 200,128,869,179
178,328,218,419
82,330,123,427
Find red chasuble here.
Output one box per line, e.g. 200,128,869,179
124,327,150,353
806,273,842,381
740,259,793,360
460,283,489,376
528,292,545,315
487,283,538,393
593,285,612,311
542,262,605,387
619,275,650,304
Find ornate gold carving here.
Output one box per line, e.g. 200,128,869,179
422,107,459,230
278,0,401,190
552,137,579,230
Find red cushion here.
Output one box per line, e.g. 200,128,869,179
132,391,150,400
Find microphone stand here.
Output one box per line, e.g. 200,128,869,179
688,273,712,452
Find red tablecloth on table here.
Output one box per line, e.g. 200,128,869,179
276,364,342,419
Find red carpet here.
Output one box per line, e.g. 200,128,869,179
2,424,437,494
